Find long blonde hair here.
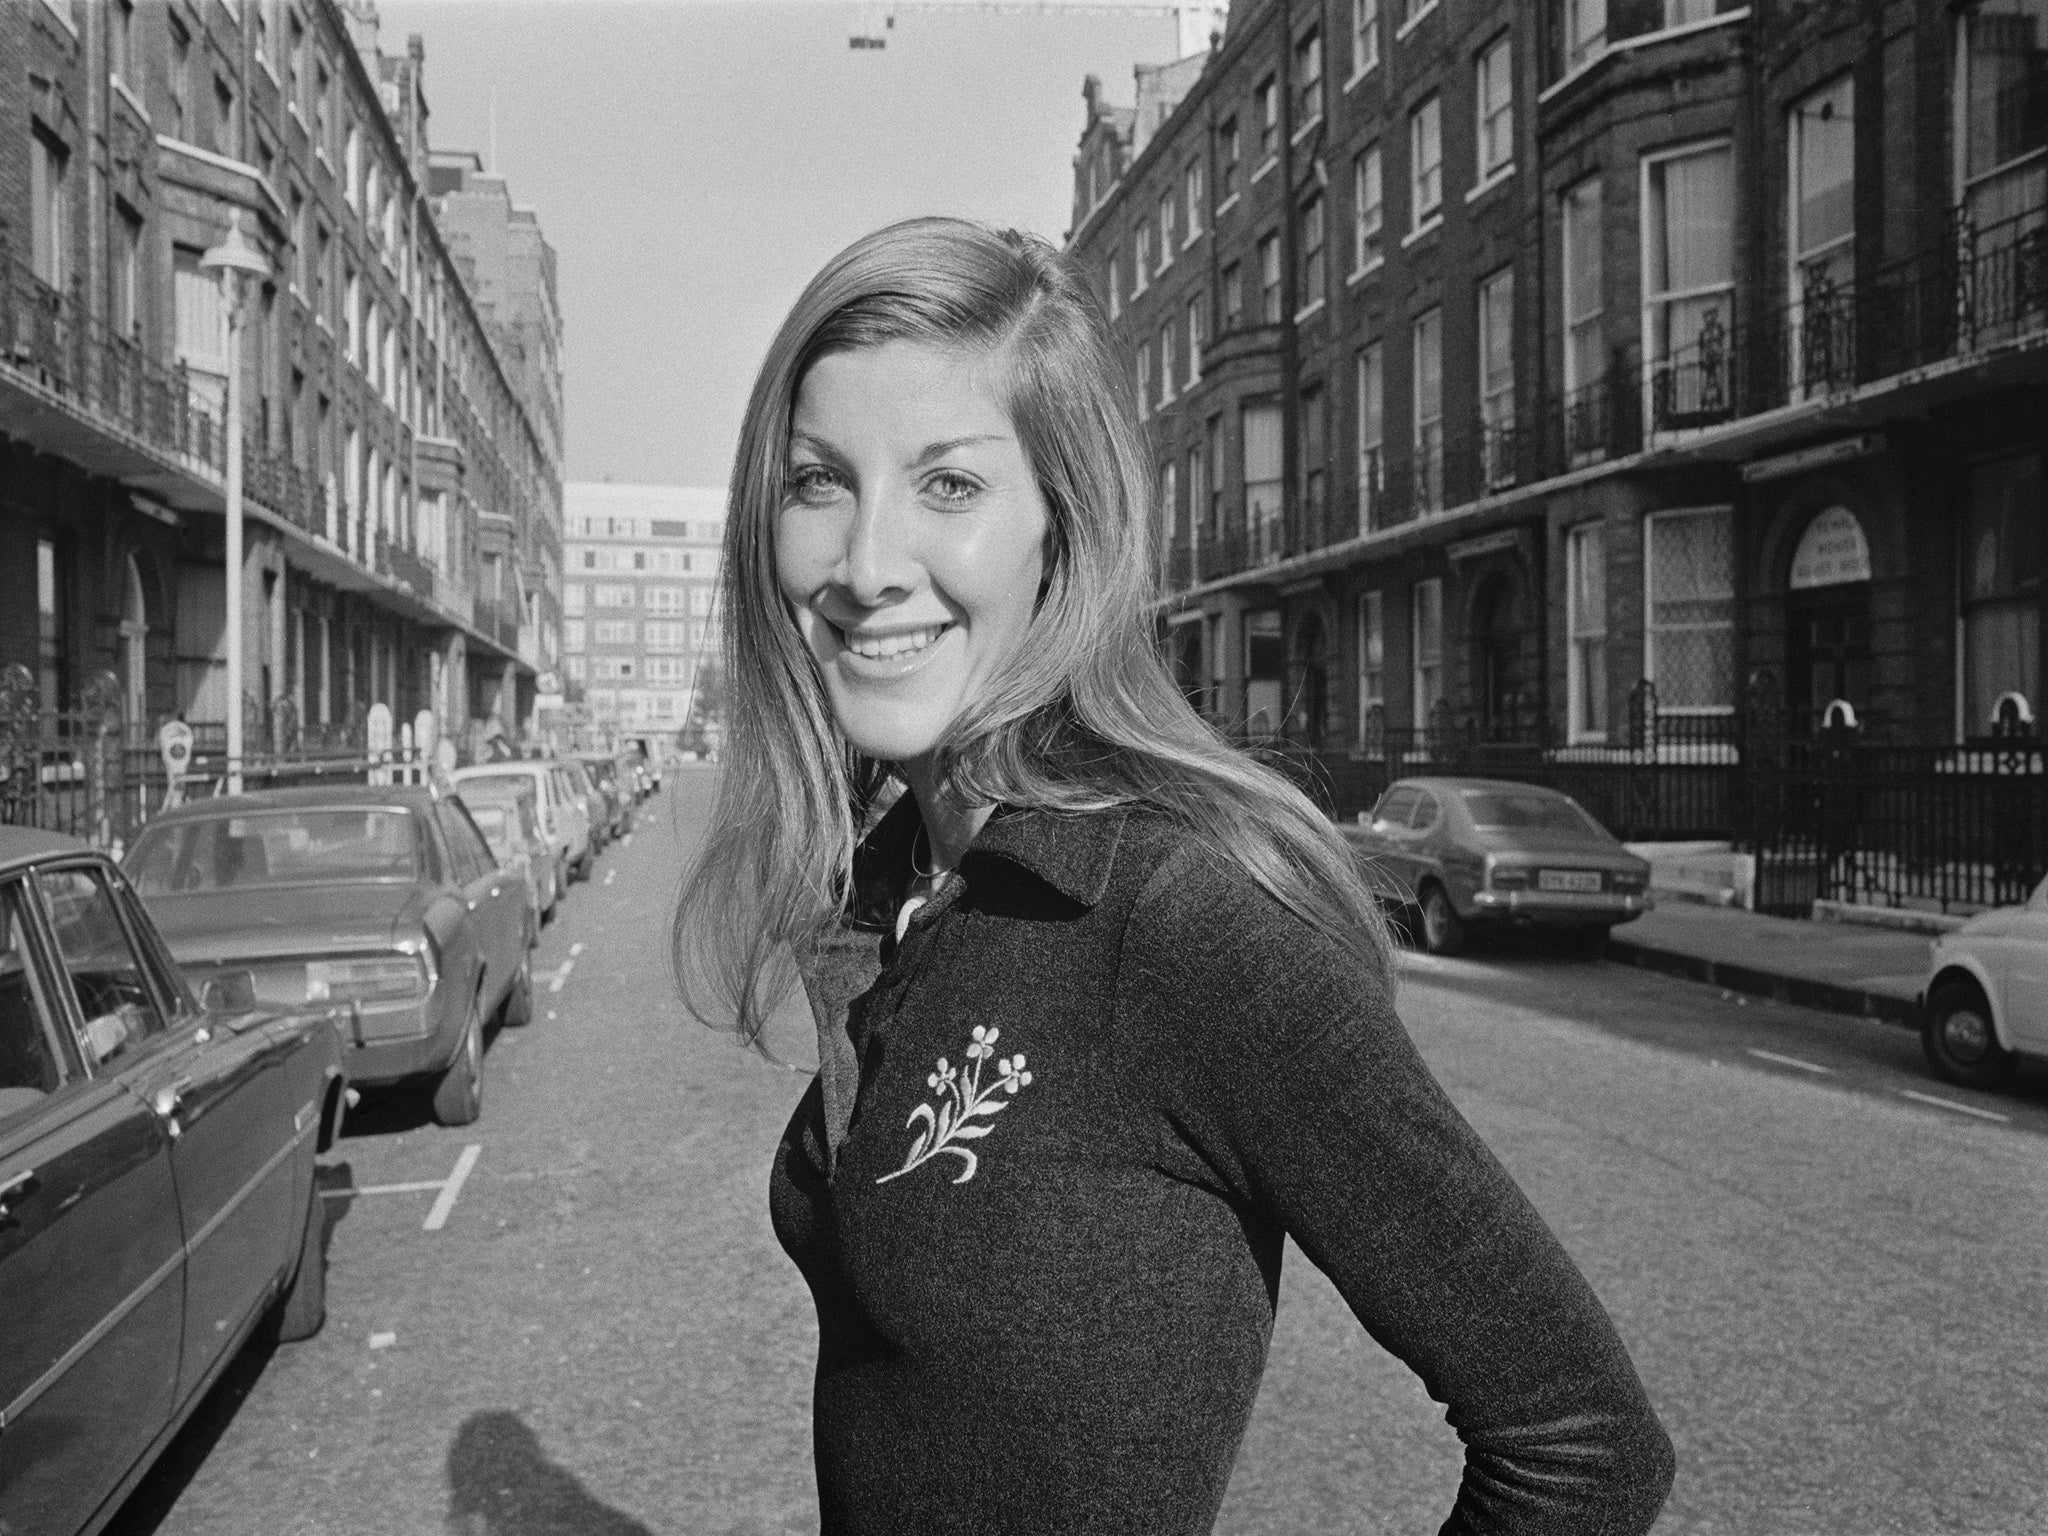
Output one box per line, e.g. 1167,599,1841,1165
674,217,1390,1048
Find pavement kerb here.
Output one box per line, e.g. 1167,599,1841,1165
1605,932,1921,1027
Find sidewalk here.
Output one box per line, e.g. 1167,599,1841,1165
1608,902,1931,1025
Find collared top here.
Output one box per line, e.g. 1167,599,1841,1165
774,794,1675,1535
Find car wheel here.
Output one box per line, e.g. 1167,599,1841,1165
274,1173,328,1342
1419,883,1467,957
1922,979,2013,1090
500,951,534,1028
432,996,485,1127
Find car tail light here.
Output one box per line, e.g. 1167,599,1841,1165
306,953,431,1005
1485,858,1531,890
1611,868,1649,893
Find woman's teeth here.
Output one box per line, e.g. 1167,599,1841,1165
846,624,948,659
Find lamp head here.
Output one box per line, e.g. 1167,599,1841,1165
200,208,271,282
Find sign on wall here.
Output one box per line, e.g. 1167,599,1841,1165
1788,505,1872,590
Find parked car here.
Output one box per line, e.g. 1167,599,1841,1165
124,784,531,1127
1345,777,1653,957
624,737,662,795
559,756,612,852
575,752,633,841
0,827,345,1536
1919,876,2048,1089
453,781,549,938
453,759,591,888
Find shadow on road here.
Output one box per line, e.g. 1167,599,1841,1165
340,1023,510,1137
104,1165,359,1536
445,1411,655,1536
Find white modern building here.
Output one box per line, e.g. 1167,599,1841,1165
561,483,725,733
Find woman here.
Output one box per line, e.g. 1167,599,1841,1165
675,218,1675,1534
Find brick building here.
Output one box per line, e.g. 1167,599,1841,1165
561,482,724,742
1067,0,2047,793
0,0,562,791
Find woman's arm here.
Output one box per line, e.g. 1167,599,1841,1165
1116,847,1675,1535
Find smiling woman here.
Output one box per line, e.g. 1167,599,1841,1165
670,218,1673,1535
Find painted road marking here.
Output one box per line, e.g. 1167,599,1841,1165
423,1144,483,1230
1745,1048,1833,1075
324,1179,449,1199
604,868,616,885
548,959,575,994
1899,1089,2011,1124
623,832,633,847
570,942,585,957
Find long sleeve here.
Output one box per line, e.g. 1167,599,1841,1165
1115,847,1676,1535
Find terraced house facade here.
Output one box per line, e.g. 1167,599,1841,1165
1071,0,2047,881
1,0,562,827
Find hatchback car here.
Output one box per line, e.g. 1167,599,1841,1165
0,828,345,1536
1920,875,2048,1090
454,779,555,928
1346,777,1653,956
452,759,592,888
125,784,531,1126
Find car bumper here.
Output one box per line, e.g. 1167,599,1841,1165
329,995,460,1085
1469,890,1653,925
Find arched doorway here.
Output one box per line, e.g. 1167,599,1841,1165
1293,611,1329,746
1786,505,1872,731
1468,569,1531,739
121,555,149,741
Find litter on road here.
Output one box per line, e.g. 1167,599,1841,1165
368,1333,396,1350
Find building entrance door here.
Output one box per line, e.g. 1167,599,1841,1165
1786,582,1871,729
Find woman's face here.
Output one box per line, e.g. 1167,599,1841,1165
776,340,1050,770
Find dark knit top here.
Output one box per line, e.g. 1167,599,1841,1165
771,796,1674,1535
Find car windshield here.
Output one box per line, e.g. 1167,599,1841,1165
459,771,538,800
127,808,419,892
461,802,518,860
1461,789,1607,838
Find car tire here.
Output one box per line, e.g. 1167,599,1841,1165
274,1174,327,1343
1922,979,2013,1090
500,951,534,1028
1419,883,1467,957
432,996,485,1127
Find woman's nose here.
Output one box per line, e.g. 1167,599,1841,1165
835,492,919,606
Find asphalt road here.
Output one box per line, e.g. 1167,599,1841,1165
108,764,2048,1536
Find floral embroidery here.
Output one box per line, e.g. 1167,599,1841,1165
878,1025,1033,1186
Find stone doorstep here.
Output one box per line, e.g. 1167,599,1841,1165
1811,898,1971,936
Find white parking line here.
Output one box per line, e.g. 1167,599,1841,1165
604,868,616,885
623,832,633,847
1745,1048,1833,1075
423,1144,483,1230
570,942,585,958
323,1179,445,1199
1898,1089,2011,1124
548,959,575,994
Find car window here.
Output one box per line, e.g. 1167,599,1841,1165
1410,791,1440,831
461,800,518,863
36,866,168,1070
1371,786,1420,829
1460,788,1608,838
127,807,420,892
0,880,70,1130
438,802,497,879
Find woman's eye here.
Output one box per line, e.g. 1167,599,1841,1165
924,471,981,506
784,465,844,503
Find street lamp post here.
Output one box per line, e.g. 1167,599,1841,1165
201,209,271,795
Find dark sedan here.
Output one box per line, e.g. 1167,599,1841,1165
574,752,633,842
1345,777,1653,957
124,784,532,1127
0,827,344,1536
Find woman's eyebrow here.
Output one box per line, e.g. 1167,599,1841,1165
787,432,849,466
911,434,1009,468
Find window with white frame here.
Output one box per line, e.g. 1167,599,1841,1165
1135,221,1151,293
1352,0,1379,77
1409,94,1442,230
1186,294,1204,384
1789,76,1854,390
1259,76,1279,160
1358,590,1385,740
1185,159,1204,240
1412,579,1443,728
1301,382,1328,544
1160,461,1179,546
1185,444,1206,555
1963,452,2044,734
1412,307,1443,513
1567,520,1608,739
1223,261,1243,326
1137,341,1152,421
593,620,636,645
1644,506,1735,712
111,0,136,88
29,128,68,289
1259,232,1282,322
1297,28,1324,126
1643,142,1733,421
1300,192,1326,311
1475,35,1513,183
1561,175,1604,406
1244,402,1284,563
1205,414,1224,533
1402,0,1433,25
1109,256,1122,319
1357,342,1385,526
1478,267,1515,488
173,246,225,373
1221,117,1242,201
1159,191,1177,269
1956,1,2048,229
1564,0,1606,75
1159,321,1177,403
1353,143,1384,272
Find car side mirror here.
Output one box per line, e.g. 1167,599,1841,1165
199,970,257,1013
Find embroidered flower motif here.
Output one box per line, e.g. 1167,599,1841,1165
878,1026,1032,1187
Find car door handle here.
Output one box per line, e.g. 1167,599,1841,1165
0,1169,38,1226
151,1079,193,1137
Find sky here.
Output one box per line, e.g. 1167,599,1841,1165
375,0,1178,490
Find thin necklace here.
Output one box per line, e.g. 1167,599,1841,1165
911,824,950,882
